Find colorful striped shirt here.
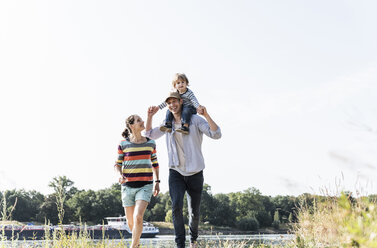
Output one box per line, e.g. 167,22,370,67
158,88,200,109
116,138,159,184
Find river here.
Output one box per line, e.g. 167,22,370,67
0,234,294,247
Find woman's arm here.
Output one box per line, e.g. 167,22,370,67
115,144,126,184
152,167,160,196
151,147,160,196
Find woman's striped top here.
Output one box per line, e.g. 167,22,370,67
116,138,159,184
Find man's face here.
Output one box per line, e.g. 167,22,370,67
166,97,182,114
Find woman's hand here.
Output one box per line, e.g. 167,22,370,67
118,176,126,184
153,183,160,196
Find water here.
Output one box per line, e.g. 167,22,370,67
0,234,294,247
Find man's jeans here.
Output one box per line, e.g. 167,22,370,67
169,169,204,248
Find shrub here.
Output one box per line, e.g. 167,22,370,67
237,216,259,231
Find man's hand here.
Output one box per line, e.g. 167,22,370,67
198,105,219,131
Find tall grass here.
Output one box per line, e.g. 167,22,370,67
292,192,377,248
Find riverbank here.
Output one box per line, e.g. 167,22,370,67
152,221,289,235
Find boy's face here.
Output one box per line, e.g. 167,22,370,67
174,79,187,94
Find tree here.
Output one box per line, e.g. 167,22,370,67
272,195,297,223
272,210,280,229
66,190,96,223
208,193,234,226
200,184,214,223
48,176,76,224
229,187,266,229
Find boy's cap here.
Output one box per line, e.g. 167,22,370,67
165,92,181,103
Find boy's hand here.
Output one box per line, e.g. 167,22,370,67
199,106,208,117
197,105,204,115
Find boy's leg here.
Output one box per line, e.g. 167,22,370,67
160,110,173,132
169,169,187,248
186,171,204,244
181,106,197,126
166,109,173,125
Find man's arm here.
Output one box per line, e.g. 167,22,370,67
197,106,222,139
145,106,165,139
201,106,218,131
146,106,158,132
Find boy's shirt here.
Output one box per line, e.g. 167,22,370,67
158,88,200,109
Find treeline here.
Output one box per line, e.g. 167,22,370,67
2,176,373,231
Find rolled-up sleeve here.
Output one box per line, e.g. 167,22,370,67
196,116,222,139
144,127,165,140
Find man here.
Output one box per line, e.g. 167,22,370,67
145,92,221,248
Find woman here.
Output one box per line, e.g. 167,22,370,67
115,114,160,248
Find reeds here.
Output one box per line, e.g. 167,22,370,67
292,192,377,248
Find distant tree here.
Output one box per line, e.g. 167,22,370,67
288,212,293,223
200,184,214,223
209,194,234,227
272,195,296,223
272,210,280,229
37,194,59,224
66,190,96,223
48,176,74,197
3,189,44,222
165,209,173,222
229,187,266,229
237,212,259,231
150,203,166,221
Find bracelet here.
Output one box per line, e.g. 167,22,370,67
155,180,160,183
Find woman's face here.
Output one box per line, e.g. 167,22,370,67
130,115,145,132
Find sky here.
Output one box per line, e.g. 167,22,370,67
1,0,377,196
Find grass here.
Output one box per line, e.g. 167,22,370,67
4,182,377,247
292,192,377,248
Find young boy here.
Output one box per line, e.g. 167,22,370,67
155,73,202,135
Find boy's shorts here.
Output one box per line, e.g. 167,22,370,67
121,183,153,207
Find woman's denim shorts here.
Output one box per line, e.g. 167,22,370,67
121,183,153,207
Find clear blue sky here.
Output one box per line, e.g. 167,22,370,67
1,1,376,196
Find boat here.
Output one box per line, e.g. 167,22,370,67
0,216,159,240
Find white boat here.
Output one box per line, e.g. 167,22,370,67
105,216,159,238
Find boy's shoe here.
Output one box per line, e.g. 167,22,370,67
176,126,189,135
159,123,172,133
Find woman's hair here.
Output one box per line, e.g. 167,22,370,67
172,73,189,88
122,115,137,139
